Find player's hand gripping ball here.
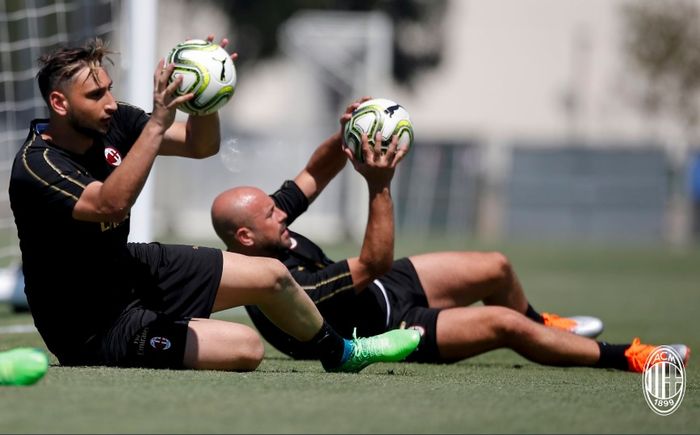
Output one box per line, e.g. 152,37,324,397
165,39,236,116
343,98,414,162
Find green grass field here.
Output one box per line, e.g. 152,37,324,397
1,239,698,434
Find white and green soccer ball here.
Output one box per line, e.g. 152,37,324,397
166,39,236,116
343,98,414,162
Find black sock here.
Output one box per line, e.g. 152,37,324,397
594,341,630,371
525,304,544,324
310,321,349,370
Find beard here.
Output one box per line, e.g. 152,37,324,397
256,237,290,258
68,112,105,138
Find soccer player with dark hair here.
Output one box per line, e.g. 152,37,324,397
211,97,690,373
9,39,420,373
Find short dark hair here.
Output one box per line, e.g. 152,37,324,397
36,38,114,104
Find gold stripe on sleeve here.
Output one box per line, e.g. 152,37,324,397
301,271,351,291
301,271,355,303
42,149,87,189
314,283,355,304
21,142,82,202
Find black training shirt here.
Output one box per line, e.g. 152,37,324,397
9,102,149,359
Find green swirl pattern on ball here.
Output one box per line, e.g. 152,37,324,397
344,103,414,162
167,40,233,116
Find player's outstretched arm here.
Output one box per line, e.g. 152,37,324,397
294,97,371,204
344,133,407,290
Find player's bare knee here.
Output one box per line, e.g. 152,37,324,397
491,306,530,342
270,263,299,297
486,251,514,286
185,321,265,371
257,258,297,298
232,329,265,371
218,326,264,371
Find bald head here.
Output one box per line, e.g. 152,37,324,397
211,186,267,248
211,186,291,255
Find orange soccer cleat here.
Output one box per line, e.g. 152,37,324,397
542,312,604,338
624,337,691,373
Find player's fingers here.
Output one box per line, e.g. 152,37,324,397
154,58,166,89
384,135,399,164
385,135,398,154
219,37,229,48
393,146,409,166
345,96,371,115
345,141,363,169
345,102,358,115
339,113,352,128
230,52,239,61
168,93,194,109
361,133,374,162
372,131,383,157
206,34,215,43
342,145,354,161
157,62,176,91
164,72,184,99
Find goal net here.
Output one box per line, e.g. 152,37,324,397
0,0,118,306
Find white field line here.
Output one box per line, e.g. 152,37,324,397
0,324,37,334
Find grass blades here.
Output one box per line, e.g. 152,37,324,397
0,240,698,433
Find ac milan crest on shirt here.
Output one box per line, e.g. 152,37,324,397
104,147,122,166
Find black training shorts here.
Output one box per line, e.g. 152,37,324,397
79,243,223,369
379,258,441,363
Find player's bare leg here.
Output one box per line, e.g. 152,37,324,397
410,252,604,338
409,251,528,311
184,318,264,370
181,252,324,371
201,252,420,372
213,251,323,341
435,306,600,365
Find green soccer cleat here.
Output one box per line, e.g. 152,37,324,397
329,328,421,373
0,347,49,386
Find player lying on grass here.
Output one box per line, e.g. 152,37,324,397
8,39,420,374
211,98,691,373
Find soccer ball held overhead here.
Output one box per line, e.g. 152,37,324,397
343,98,414,162
165,39,236,116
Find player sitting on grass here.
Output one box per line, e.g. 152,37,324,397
211,98,690,373
8,39,420,374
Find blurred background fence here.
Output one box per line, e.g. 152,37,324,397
507,145,668,242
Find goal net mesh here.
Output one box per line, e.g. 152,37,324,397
0,0,118,265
